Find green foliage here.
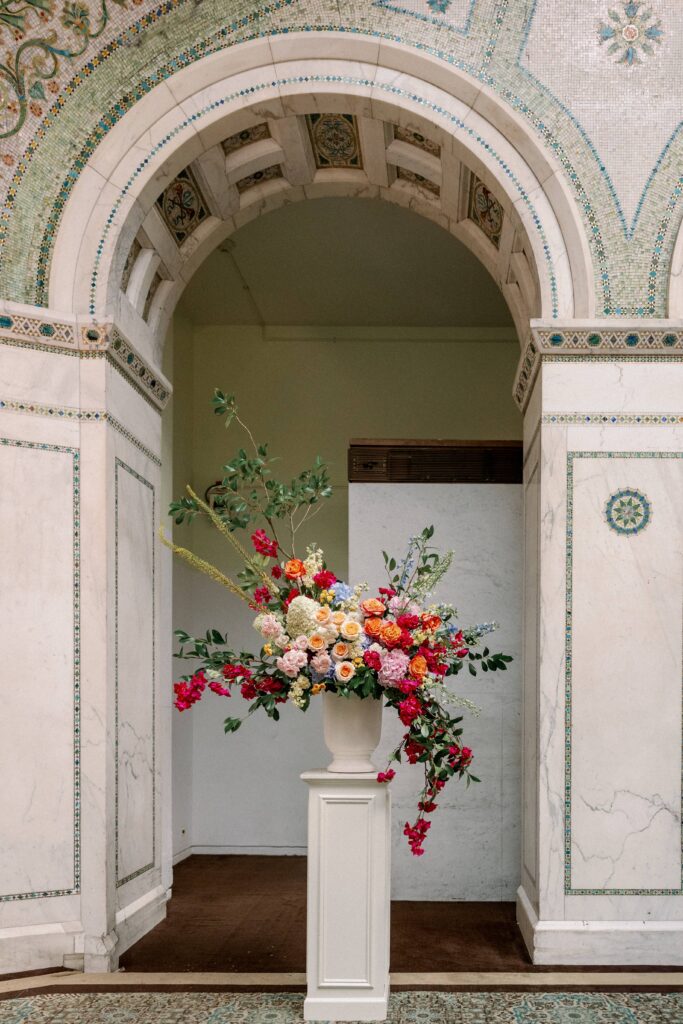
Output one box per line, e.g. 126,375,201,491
169,391,333,550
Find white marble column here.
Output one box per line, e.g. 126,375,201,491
0,308,171,973
516,324,683,964
302,772,391,1022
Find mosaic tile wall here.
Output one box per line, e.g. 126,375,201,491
0,0,680,317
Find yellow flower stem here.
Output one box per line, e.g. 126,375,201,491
158,527,253,606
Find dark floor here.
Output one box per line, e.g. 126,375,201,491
120,855,534,973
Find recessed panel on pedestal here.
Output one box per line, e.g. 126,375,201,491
115,458,155,888
0,438,79,900
567,452,683,894
319,796,372,986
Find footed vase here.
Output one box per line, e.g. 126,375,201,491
322,691,383,773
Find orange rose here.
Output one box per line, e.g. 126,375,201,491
409,654,428,680
331,610,346,626
340,620,361,641
381,622,403,648
361,598,386,618
315,606,332,625
421,614,442,632
332,641,351,661
364,616,383,639
308,633,327,652
284,558,306,580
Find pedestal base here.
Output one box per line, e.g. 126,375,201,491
302,771,390,1022
517,886,683,966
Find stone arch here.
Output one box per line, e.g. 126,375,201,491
46,38,594,361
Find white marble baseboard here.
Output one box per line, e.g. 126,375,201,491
518,887,683,965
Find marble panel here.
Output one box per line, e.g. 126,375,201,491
0,436,79,901
115,459,156,888
542,360,683,413
568,453,683,893
349,483,522,900
522,455,540,900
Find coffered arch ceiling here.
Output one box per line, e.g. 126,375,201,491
120,109,535,342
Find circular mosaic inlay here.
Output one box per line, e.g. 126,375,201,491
622,23,639,41
605,488,651,535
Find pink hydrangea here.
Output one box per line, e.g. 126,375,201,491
311,652,332,675
378,648,410,686
276,649,308,678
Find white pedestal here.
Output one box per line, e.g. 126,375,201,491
302,771,390,1022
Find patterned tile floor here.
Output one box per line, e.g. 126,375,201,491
0,991,681,1023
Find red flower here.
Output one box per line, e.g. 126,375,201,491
397,678,420,694
403,817,431,856
271,565,282,579
254,585,272,606
283,588,300,609
363,650,381,670
251,529,278,558
377,769,396,784
404,738,425,763
398,695,422,726
397,613,419,630
208,681,231,697
418,800,437,813
313,569,336,589
173,670,207,711
241,681,257,700
379,587,396,598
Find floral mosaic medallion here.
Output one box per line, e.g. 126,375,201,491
0,991,680,1023
605,488,652,535
306,113,362,169
468,176,503,249
597,1,664,66
156,167,208,246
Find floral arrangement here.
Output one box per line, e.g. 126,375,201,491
163,392,512,856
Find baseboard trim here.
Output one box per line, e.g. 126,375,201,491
517,886,683,966
174,845,307,859
115,886,168,961
0,921,82,976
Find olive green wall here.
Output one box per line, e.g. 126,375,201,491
171,324,522,584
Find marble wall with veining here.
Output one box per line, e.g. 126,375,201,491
349,482,523,901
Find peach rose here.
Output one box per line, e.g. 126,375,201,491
332,641,351,661
360,598,386,618
308,633,327,652
331,610,346,626
364,616,384,640
408,654,428,680
315,606,332,625
284,558,306,580
340,620,362,641
421,613,442,632
380,622,403,648
334,661,356,683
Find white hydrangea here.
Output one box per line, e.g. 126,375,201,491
286,595,321,638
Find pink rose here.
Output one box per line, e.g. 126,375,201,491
388,595,421,618
378,649,410,686
311,652,332,675
276,649,308,678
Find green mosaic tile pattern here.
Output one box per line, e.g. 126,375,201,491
0,991,680,1023
0,0,681,316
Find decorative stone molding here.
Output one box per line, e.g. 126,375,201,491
0,315,171,410
532,322,683,352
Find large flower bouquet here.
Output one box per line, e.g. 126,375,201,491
164,392,512,856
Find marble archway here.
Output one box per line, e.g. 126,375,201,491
1,33,683,981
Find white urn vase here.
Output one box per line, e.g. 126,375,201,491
323,692,383,773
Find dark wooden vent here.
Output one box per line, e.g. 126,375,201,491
348,439,522,484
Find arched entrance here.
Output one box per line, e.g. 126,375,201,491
2,36,681,979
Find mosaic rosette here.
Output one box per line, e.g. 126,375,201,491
604,487,651,535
